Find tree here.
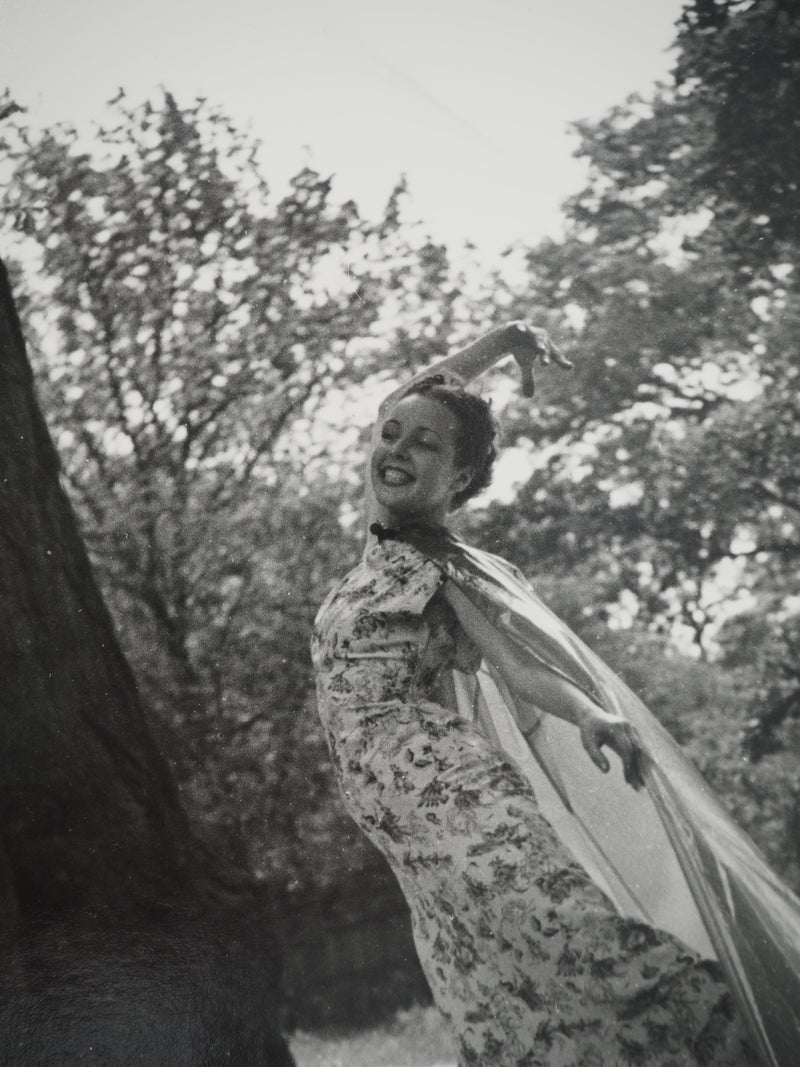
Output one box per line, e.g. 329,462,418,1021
460,0,800,878
0,256,191,920
0,255,294,1063
0,90,480,891
472,0,800,647
674,0,800,257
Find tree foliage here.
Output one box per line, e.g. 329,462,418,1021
464,0,800,878
675,0,800,255
4,1,800,897
1,91,470,889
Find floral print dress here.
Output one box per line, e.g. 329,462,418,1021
311,535,752,1067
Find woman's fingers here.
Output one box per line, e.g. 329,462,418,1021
519,361,536,398
581,721,611,773
620,738,646,791
506,321,573,396
614,725,646,791
549,341,573,369
583,719,646,791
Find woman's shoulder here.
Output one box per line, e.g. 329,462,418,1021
364,537,447,611
317,537,446,623
312,543,445,658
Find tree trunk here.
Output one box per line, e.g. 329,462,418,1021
0,257,294,1064
0,257,193,919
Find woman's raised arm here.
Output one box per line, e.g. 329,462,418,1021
377,321,571,419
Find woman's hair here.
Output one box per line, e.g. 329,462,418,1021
404,375,498,508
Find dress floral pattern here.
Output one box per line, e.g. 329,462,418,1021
311,536,752,1067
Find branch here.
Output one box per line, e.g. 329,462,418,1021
731,539,800,561
237,375,321,485
755,479,800,516
178,388,241,467
96,313,150,474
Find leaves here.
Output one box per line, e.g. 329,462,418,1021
0,91,461,890
6,9,800,895
455,0,800,878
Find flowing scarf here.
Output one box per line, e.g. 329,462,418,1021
389,523,800,1067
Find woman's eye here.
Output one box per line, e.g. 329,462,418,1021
417,437,440,451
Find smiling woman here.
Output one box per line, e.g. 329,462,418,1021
307,321,800,1066
370,388,492,528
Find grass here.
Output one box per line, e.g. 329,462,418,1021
289,1004,457,1067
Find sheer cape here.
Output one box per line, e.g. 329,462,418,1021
387,523,800,1067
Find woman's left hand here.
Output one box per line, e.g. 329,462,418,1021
580,715,646,790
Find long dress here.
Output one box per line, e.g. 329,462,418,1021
311,531,754,1067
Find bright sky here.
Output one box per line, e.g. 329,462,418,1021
1,0,683,255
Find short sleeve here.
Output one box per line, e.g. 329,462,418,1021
365,540,447,616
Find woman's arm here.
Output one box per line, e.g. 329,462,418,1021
378,321,571,418
364,321,569,531
444,583,645,789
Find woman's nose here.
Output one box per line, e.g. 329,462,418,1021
387,437,410,458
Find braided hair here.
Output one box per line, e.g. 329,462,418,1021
403,375,498,508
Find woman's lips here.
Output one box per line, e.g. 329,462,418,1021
381,466,413,486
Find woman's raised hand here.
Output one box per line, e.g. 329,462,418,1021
500,320,572,397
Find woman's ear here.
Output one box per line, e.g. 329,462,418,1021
451,467,474,496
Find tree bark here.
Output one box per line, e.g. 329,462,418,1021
0,257,295,1062
0,257,196,919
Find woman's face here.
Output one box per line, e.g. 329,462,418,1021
371,393,473,526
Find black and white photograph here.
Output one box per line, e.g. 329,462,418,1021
1,1,799,1064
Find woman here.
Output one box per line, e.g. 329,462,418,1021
312,323,799,1066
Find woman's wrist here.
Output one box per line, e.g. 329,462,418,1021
443,328,513,383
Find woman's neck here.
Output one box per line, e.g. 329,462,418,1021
374,503,448,529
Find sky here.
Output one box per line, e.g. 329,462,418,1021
1,0,685,257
